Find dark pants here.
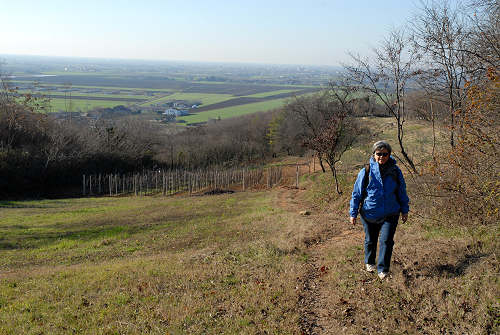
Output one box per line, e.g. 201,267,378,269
361,215,399,273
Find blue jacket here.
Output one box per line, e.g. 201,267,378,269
349,156,409,221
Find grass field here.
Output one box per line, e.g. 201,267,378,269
47,99,128,112
178,98,289,124
0,191,310,334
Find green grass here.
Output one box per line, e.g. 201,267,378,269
178,98,288,124
47,98,126,112
0,191,309,334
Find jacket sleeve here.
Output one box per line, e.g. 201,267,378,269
396,168,410,214
349,168,366,218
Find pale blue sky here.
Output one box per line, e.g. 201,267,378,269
1,0,417,66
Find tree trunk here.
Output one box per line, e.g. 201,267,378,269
397,119,416,173
330,164,342,195
318,154,326,173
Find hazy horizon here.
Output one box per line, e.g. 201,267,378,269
1,0,415,67
0,53,343,69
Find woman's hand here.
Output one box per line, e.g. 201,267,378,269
402,213,408,223
350,217,356,225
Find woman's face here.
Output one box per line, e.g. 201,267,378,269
374,148,390,165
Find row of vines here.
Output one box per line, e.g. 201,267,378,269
82,165,296,197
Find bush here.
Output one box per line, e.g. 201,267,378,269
425,69,499,226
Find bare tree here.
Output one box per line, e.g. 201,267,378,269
284,93,334,172
463,0,500,73
307,106,359,194
411,0,472,147
285,88,362,193
344,29,417,172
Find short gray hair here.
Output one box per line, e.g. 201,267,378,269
372,141,392,154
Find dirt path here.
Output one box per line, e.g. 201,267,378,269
273,175,364,334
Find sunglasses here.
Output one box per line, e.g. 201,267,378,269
375,152,389,157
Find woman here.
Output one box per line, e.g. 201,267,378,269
349,141,409,279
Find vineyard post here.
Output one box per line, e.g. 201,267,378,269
189,173,192,196
242,169,245,191
162,173,166,196
296,163,299,188
135,175,138,196
267,167,272,188
83,175,86,196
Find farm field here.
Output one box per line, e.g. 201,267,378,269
142,92,234,107
241,89,298,98
10,72,317,123
177,98,289,124
47,99,128,113
19,91,154,100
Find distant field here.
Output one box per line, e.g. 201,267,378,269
48,98,126,112
241,89,298,98
8,73,318,120
19,91,154,100
13,74,296,94
10,81,176,93
142,92,234,107
178,98,288,124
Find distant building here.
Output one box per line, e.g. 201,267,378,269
162,108,189,116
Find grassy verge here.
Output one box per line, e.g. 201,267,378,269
0,191,310,334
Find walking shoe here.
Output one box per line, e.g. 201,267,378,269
378,272,388,280
365,264,376,273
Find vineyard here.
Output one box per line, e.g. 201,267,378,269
82,163,311,197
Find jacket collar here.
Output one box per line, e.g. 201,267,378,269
369,156,396,184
